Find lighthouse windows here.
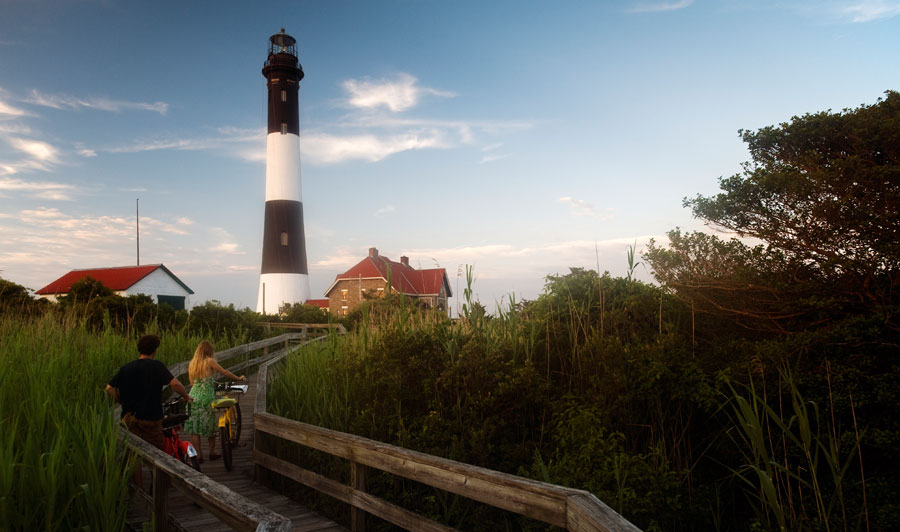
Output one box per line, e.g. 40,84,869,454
280,232,289,246
281,90,286,102
281,122,287,135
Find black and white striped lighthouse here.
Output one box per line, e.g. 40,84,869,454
257,29,310,313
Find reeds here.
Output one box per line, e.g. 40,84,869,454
724,365,869,531
0,307,245,530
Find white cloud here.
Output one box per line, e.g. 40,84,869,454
838,0,900,22
209,227,244,255
8,137,58,163
302,131,444,164
0,99,27,118
342,73,455,112
0,176,74,199
558,196,602,217
479,152,512,164
626,0,693,13
78,148,96,158
141,217,192,236
24,89,168,115
374,205,395,217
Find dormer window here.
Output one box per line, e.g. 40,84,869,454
281,90,286,102
280,232,288,246
281,122,287,135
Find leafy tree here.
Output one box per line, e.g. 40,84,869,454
60,276,113,305
0,277,46,315
279,302,328,324
188,300,263,341
647,91,900,333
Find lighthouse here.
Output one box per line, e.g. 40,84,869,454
257,29,310,314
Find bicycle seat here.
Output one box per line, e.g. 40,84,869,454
211,397,237,409
163,413,188,429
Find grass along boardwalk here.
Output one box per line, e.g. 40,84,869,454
128,369,346,532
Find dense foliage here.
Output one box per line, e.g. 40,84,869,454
267,93,899,532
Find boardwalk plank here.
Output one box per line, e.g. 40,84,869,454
160,371,347,532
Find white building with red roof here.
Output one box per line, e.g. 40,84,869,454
323,247,452,316
35,264,194,310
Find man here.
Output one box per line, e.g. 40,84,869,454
106,334,193,450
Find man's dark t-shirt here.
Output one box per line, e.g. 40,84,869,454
108,358,174,421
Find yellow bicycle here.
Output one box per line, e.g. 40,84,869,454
211,380,248,471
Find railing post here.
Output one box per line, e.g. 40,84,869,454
351,462,368,532
153,466,170,532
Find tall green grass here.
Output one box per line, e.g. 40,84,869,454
0,308,250,530
724,366,869,531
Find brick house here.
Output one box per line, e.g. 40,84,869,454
323,247,452,316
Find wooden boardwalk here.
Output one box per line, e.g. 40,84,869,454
129,371,347,531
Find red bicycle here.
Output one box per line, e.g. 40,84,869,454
162,398,201,471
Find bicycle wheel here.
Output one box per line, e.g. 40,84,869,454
220,426,232,471
229,403,242,448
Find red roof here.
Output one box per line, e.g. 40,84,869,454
305,298,329,309
324,251,451,298
35,265,194,295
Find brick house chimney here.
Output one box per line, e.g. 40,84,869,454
400,256,409,267
369,247,378,257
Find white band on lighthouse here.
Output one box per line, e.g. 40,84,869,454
265,132,302,202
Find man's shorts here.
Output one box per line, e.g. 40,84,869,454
122,413,165,450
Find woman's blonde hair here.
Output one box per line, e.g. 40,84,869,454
188,340,215,381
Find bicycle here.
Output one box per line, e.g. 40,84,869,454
161,398,202,472
212,380,248,471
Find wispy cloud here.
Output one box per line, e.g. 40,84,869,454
209,227,244,255
0,99,27,118
24,89,168,115
837,0,900,22
8,137,58,163
0,206,206,292
626,0,693,13
479,142,512,164
0,176,75,200
302,131,444,164
374,205,396,217
342,73,455,112
558,196,603,217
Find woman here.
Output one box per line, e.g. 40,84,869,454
183,340,246,462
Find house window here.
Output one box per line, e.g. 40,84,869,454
341,289,348,301
281,122,287,135
280,232,288,246
281,90,286,102
341,306,348,316
377,287,385,298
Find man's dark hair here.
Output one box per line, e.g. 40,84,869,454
137,334,161,356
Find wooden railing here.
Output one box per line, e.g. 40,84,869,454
254,345,642,532
125,431,290,532
258,322,348,334
124,333,311,531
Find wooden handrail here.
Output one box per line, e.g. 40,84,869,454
123,333,312,531
123,430,290,532
168,333,305,378
254,340,641,532
258,322,347,333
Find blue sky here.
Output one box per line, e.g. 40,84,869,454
1,0,898,314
